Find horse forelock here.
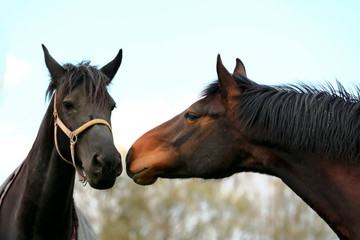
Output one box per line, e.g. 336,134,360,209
46,61,111,108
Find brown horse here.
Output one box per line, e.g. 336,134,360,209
0,45,122,239
126,55,360,240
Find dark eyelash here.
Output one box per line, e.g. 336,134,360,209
63,101,74,110
184,111,200,121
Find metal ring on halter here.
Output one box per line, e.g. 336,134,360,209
70,132,78,145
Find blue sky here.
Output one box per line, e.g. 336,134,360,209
1,0,359,181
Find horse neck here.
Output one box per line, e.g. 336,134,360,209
9,99,76,238
24,100,76,202
246,144,360,240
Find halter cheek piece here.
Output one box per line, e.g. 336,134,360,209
53,93,113,185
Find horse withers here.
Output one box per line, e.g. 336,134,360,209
0,45,122,240
126,55,360,240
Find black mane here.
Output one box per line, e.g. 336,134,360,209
203,75,360,162
46,61,110,107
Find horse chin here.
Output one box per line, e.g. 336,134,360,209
133,177,158,186
132,168,158,185
83,168,117,189
87,177,116,189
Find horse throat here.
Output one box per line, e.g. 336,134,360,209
248,145,360,240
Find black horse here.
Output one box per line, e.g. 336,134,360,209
0,45,122,239
127,55,360,240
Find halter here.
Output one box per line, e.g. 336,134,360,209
53,92,113,184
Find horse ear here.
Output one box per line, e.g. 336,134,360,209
101,49,123,84
217,54,239,100
42,44,65,86
233,58,247,77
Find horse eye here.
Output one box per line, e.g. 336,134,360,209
63,101,74,110
111,104,117,111
184,111,200,121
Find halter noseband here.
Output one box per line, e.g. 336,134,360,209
53,92,113,184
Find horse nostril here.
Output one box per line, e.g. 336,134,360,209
91,154,104,170
91,153,122,175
